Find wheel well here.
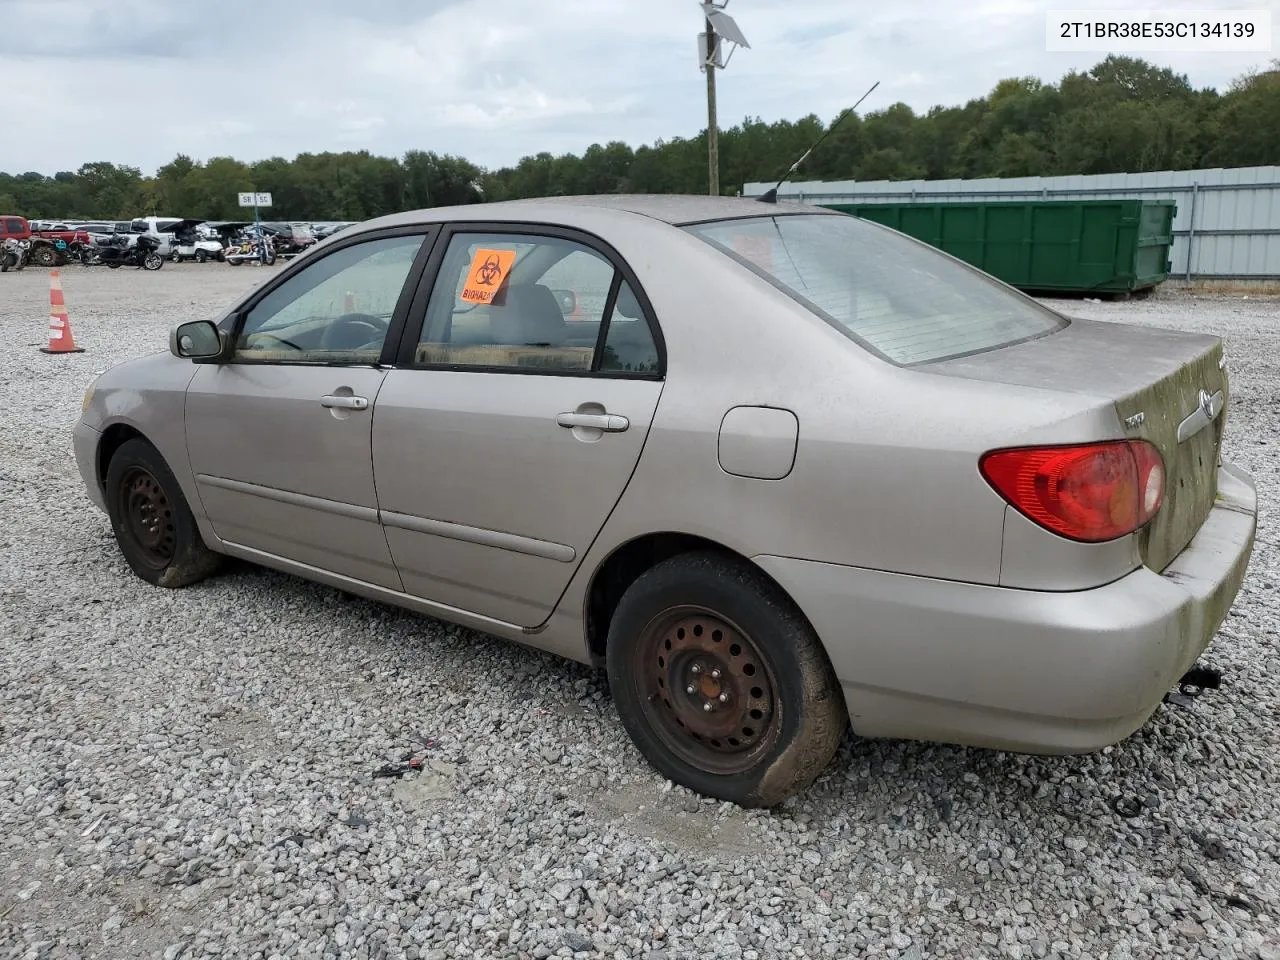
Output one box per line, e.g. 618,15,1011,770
585,533,757,663
96,424,146,489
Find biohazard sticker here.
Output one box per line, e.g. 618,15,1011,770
461,248,517,304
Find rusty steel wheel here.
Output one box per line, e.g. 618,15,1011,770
104,437,223,588
116,465,177,569
606,551,847,807
634,606,780,775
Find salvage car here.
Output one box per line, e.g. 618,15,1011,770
73,195,1258,807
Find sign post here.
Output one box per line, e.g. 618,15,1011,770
237,191,273,263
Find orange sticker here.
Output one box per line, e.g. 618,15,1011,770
461,248,517,304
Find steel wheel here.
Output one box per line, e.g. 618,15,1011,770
115,465,177,570
631,605,780,776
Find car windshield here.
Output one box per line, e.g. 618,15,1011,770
684,213,1067,365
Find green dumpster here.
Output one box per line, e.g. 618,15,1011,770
821,198,1176,295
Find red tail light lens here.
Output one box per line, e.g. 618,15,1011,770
979,440,1165,542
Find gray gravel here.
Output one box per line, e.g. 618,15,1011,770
1,264,1278,960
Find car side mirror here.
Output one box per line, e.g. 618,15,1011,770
170,319,224,361
550,288,577,316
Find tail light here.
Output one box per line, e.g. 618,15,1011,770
979,440,1165,542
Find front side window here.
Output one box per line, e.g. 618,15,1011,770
685,213,1066,365
414,232,660,375
234,234,425,364
3,218,24,234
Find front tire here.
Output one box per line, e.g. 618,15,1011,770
31,245,56,267
104,438,222,588
605,551,847,807
144,253,163,270
195,250,207,263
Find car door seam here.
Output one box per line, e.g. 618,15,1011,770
364,368,406,592
529,378,671,634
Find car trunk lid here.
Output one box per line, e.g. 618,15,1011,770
927,316,1227,572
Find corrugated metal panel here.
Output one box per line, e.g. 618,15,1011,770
745,166,1280,279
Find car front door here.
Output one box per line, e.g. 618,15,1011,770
372,226,666,628
185,228,435,589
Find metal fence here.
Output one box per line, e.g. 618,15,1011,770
742,166,1280,281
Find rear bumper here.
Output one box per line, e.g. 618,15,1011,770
73,419,105,513
753,461,1257,754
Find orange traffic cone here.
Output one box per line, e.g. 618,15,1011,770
40,269,85,354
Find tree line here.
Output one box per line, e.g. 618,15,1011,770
2,56,1276,222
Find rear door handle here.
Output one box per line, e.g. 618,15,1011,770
556,412,629,432
320,394,369,410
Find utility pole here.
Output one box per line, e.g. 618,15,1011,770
705,13,719,196
696,2,748,198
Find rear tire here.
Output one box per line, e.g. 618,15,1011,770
31,244,56,267
605,551,847,807
195,250,207,263
104,438,223,588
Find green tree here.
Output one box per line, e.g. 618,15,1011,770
2,56,1276,219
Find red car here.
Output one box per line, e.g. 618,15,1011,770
0,216,89,266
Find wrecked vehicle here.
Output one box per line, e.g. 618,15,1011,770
73,195,1258,806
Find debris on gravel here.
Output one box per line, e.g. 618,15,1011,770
1,267,1277,959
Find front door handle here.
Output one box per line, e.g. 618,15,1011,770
320,394,369,410
556,412,629,432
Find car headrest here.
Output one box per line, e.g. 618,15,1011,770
614,282,642,319
488,284,568,345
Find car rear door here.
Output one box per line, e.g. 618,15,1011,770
184,227,436,589
371,225,666,628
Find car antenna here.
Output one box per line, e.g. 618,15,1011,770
756,80,880,204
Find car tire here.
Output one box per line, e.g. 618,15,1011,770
104,438,223,589
605,550,847,807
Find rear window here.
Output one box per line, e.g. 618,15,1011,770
684,213,1066,365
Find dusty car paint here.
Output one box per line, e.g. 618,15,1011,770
76,195,1258,757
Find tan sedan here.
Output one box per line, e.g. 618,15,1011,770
74,196,1258,806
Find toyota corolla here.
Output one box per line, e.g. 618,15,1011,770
74,195,1258,807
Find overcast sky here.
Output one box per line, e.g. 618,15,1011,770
2,0,1272,177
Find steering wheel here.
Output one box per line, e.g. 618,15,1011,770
319,313,389,350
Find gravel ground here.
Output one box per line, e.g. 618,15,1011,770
1,264,1278,960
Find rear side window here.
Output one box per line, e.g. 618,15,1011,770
3,218,25,234
413,231,660,376
685,213,1066,365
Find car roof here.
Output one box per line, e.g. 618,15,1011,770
358,194,832,233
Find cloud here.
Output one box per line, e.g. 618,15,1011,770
0,0,1268,177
